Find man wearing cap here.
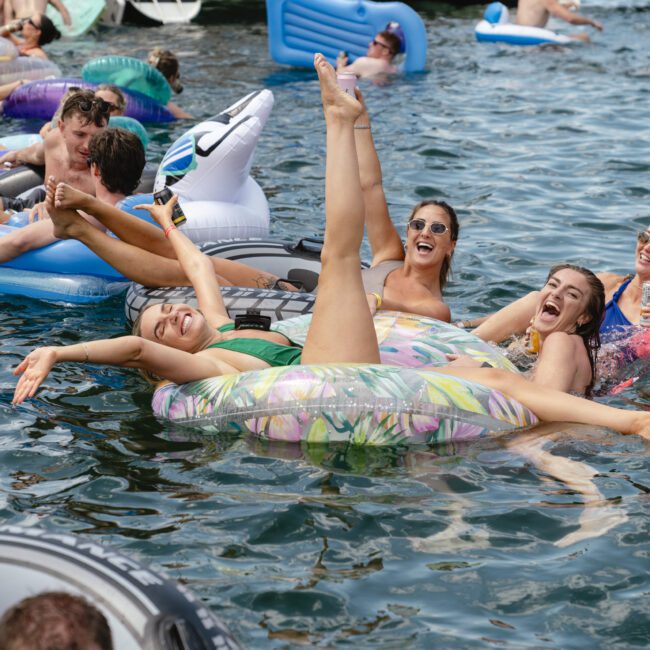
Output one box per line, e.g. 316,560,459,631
516,0,603,39
336,27,402,79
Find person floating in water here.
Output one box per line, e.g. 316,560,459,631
516,0,603,41
336,26,402,79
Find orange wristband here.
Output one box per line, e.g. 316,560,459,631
163,224,177,238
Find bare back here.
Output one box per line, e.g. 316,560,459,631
516,0,550,27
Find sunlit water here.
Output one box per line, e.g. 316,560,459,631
0,4,649,648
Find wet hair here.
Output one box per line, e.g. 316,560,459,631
35,14,61,46
377,30,401,57
52,86,86,125
408,199,460,291
147,48,183,93
0,591,113,650
88,128,145,195
96,84,127,114
60,89,109,127
132,306,164,384
545,263,605,397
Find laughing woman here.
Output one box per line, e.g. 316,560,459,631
11,54,650,441
471,264,605,396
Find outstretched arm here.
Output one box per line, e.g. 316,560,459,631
544,0,603,29
0,140,45,167
354,90,404,265
473,291,539,343
134,197,230,328
13,336,238,404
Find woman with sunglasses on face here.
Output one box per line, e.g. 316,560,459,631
13,56,650,444
1,12,60,59
353,91,458,321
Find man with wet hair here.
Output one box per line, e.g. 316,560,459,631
336,29,402,78
0,88,108,221
0,125,145,265
0,591,112,650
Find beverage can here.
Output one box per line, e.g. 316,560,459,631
153,186,187,227
641,281,650,326
336,72,357,97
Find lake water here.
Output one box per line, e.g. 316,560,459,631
1,3,650,648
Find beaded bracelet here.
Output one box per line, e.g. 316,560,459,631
163,224,177,238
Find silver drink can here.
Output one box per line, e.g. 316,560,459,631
641,281,650,326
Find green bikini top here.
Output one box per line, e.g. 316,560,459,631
206,323,302,367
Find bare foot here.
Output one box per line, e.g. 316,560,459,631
314,53,362,124
48,202,87,241
54,180,90,211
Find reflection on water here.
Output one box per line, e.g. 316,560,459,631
0,5,649,648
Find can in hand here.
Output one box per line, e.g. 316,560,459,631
641,281,650,327
153,186,187,227
336,72,357,97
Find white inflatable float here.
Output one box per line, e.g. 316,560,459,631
151,89,273,243
475,2,572,46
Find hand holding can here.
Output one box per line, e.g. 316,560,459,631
640,281,650,327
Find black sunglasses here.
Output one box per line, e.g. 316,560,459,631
26,17,39,29
371,39,392,52
78,98,112,115
408,219,449,235
638,231,650,245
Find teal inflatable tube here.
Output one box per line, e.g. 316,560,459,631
82,55,172,106
266,0,427,73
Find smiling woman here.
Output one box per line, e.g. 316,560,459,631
472,264,605,395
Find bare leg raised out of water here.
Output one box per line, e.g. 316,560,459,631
47,178,298,290
301,53,379,364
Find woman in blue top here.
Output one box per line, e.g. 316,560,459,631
11,55,650,441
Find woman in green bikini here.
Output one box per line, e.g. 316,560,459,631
11,54,650,441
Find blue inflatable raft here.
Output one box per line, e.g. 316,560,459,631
266,0,427,73
475,2,572,45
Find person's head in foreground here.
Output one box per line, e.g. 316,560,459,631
58,89,109,166
406,200,459,289
94,84,127,117
0,591,113,650
22,13,61,46
87,127,145,196
147,47,183,94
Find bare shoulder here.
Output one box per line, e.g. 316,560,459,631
597,271,626,293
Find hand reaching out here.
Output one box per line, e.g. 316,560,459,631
13,347,58,405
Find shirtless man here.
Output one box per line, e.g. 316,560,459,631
336,29,401,79
0,89,108,263
4,0,71,27
516,0,603,39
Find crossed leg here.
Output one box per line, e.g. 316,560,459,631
47,179,298,290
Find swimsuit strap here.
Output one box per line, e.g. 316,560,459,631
612,275,634,301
